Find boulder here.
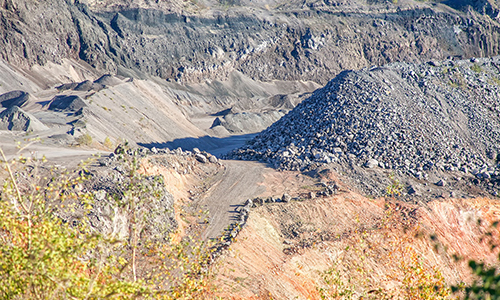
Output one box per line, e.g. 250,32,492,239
364,159,379,169
195,153,208,163
436,179,446,187
281,193,291,203
208,155,218,163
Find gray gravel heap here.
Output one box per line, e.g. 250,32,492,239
0,90,29,108
0,106,48,132
226,57,500,180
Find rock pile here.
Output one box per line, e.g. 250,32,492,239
0,106,48,132
0,90,29,108
48,95,87,112
226,57,500,181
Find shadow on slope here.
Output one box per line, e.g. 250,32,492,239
138,133,258,157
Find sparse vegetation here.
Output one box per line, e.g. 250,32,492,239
386,172,404,197
317,203,451,300
447,73,467,89
490,77,500,85
103,136,114,149
76,133,93,146
452,221,500,300
471,64,483,73
0,146,218,299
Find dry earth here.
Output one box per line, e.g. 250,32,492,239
123,151,500,299
213,175,500,299
1,0,500,298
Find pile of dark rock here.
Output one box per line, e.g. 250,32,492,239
226,57,500,188
56,75,122,92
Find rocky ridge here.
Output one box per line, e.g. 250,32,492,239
226,57,500,196
2,0,500,86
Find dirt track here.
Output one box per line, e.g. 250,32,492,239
199,160,268,239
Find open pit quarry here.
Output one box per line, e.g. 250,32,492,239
1,0,500,299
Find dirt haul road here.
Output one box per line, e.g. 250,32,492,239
199,160,268,239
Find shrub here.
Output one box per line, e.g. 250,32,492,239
0,146,218,299
0,148,143,299
386,172,403,197
452,222,500,299
103,136,114,149
76,133,92,146
470,64,483,73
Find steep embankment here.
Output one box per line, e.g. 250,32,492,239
207,161,500,299
214,191,500,299
2,0,500,85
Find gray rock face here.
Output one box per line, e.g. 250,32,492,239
446,0,500,20
226,57,500,182
48,95,87,112
0,106,48,132
0,90,29,108
81,159,177,242
2,0,500,85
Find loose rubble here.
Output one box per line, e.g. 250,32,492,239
226,57,500,196
0,90,29,108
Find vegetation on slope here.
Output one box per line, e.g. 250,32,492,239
0,147,216,299
0,145,499,299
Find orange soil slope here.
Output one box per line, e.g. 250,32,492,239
215,173,500,299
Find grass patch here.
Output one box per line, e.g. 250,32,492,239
470,63,483,73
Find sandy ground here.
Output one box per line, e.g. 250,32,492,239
0,133,103,166
199,160,269,239
197,158,320,239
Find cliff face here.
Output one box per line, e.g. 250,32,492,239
1,0,500,85
0,0,79,67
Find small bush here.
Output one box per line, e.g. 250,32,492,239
76,133,92,146
452,221,500,299
470,64,483,73
103,136,113,149
386,172,403,197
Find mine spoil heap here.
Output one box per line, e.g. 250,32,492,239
226,57,500,182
